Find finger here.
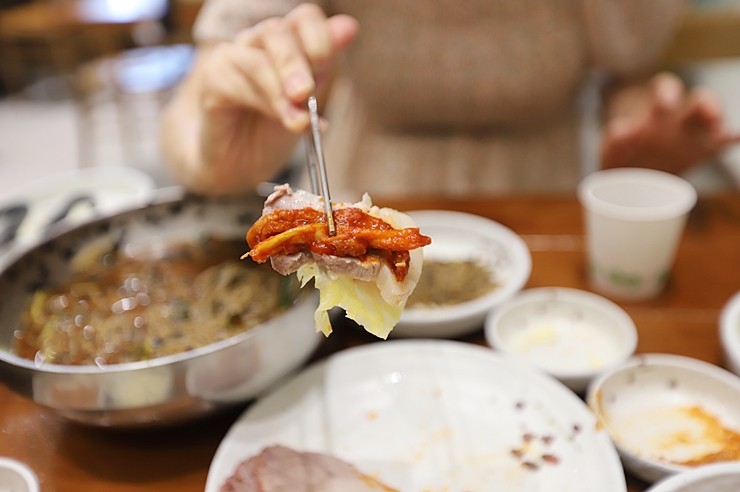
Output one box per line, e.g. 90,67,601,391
327,14,360,51
676,89,738,158
289,7,358,84
200,45,274,116
649,72,686,117
203,44,307,131
234,20,314,129
709,131,740,152
232,47,310,130
314,15,359,86
257,17,316,102
680,87,723,134
286,4,336,68
601,117,640,168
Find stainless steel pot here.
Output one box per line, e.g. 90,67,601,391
0,189,320,427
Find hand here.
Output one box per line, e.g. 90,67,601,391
163,3,359,196
600,72,740,174
199,3,358,132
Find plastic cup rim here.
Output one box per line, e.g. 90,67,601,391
577,168,697,222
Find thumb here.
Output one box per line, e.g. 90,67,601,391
313,15,358,89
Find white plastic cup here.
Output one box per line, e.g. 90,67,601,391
0,457,39,492
577,168,697,301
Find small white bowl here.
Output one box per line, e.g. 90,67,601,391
394,210,531,338
0,457,39,492
720,291,740,376
646,462,740,492
484,287,637,393
587,354,740,484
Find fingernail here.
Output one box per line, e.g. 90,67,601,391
284,72,313,97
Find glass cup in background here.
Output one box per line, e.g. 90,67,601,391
577,168,698,301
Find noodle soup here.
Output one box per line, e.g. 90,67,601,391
13,238,301,366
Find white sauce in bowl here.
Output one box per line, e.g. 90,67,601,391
485,287,638,393
507,316,624,374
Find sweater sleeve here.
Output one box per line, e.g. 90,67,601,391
580,0,688,78
192,0,329,43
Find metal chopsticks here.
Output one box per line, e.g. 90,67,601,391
305,95,336,236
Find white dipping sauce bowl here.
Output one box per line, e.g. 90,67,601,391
484,287,637,393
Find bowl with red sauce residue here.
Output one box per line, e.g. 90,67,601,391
587,353,740,484
0,189,320,428
394,210,531,338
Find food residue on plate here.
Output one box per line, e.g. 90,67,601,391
610,404,740,467
509,430,561,471
659,405,740,466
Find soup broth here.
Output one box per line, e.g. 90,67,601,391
13,238,301,366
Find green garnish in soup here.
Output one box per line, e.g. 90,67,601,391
12,238,301,366
406,259,497,307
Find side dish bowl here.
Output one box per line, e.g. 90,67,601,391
0,457,39,492
0,189,320,428
587,354,740,484
393,210,531,338
646,462,740,492
720,290,740,376
485,287,637,393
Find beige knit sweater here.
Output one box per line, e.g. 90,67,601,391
193,0,685,200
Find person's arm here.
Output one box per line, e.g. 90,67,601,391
578,0,740,174
160,3,358,196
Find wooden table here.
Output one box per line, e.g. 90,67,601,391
1,192,739,492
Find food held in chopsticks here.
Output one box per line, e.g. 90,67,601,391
221,445,398,491
243,184,431,338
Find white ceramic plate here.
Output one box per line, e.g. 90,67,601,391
720,290,740,376
395,210,531,338
646,462,740,492
587,354,740,484
206,340,625,492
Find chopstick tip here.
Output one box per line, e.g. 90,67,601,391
307,95,318,112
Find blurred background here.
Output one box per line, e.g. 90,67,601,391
1,0,740,197
0,0,202,194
